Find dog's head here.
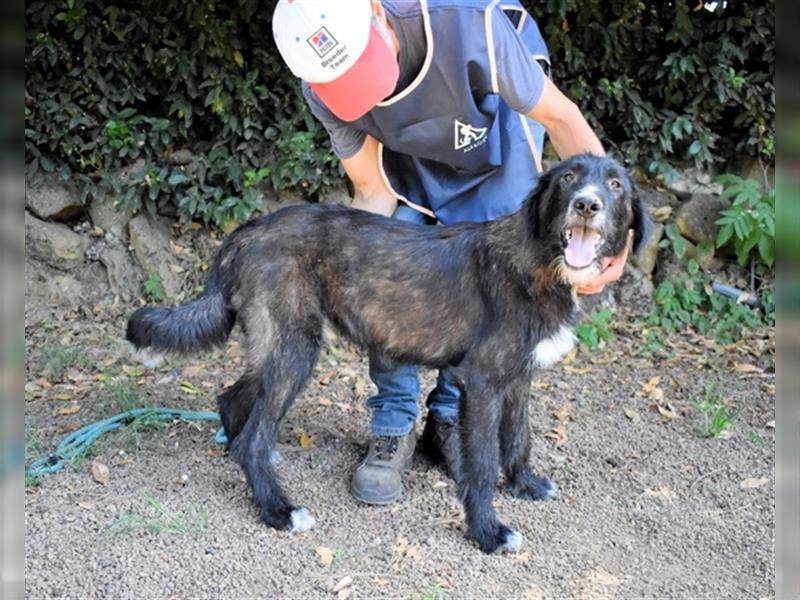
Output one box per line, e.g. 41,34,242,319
529,154,650,287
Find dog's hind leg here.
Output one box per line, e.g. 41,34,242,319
500,378,558,501
229,328,320,532
218,376,259,443
457,375,522,554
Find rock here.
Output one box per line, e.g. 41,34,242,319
262,189,310,214
128,214,183,298
674,194,729,246
635,184,681,211
169,149,195,165
99,243,143,302
613,264,654,318
666,166,723,199
25,179,83,221
633,222,664,276
88,199,136,242
25,212,89,270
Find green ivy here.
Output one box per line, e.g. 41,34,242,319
26,0,773,226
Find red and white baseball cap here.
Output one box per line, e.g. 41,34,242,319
272,0,400,122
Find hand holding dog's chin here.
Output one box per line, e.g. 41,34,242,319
575,230,633,295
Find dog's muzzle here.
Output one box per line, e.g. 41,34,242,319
561,193,607,269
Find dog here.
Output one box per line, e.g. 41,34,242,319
126,154,649,554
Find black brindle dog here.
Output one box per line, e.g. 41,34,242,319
127,154,649,553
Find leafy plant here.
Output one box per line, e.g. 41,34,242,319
575,308,615,350
649,273,769,344
715,175,775,268
691,383,738,438
143,272,167,302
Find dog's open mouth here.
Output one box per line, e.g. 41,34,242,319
562,226,603,269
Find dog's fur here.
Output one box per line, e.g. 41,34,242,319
126,154,650,553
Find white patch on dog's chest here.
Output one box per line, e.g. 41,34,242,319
531,324,576,368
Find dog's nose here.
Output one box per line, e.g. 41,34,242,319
572,196,603,218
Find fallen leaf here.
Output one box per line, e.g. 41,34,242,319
435,577,452,590
393,535,410,555
319,370,337,385
90,461,109,485
53,393,72,401
354,376,367,399
516,551,530,563
642,376,661,395
563,366,592,374
656,404,678,420
553,401,574,423
734,363,762,373
740,477,768,489
318,397,333,407
299,431,314,449
333,576,353,593
56,404,81,415
643,485,676,500
121,365,143,377
179,382,202,395
316,546,334,567
337,588,352,600
623,407,639,422
168,263,185,274
404,546,420,560
648,387,665,403
544,422,568,445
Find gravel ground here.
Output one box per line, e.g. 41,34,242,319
25,292,775,600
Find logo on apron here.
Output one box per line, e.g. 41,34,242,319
454,119,488,152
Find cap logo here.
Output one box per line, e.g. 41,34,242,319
307,26,338,58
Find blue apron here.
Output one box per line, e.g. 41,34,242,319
351,0,549,224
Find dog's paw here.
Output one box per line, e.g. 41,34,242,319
508,472,558,501
289,507,316,533
498,527,523,553
469,522,524,554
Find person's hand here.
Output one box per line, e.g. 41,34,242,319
575,230,634,295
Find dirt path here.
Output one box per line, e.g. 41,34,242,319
25,301,774,599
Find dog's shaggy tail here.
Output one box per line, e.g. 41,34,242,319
126,273,234,355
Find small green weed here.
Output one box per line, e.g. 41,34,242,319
715,175,775,268
143,272,167,302
691,384,738,438
105,376,163,449
575,308,615,350
107,494,208,535
33,344,92,382
418,584,448,600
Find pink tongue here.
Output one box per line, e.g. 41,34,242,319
565,227,599,268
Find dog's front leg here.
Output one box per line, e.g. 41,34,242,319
500,377,558,501
458,376,522,554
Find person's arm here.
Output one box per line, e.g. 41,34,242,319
527,78,604,159
340,134,399,217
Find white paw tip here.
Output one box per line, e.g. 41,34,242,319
543,480,558,500
501,529,523,553
290,507,315,533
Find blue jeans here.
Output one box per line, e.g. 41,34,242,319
367,204,461,436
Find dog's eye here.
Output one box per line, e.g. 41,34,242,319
562,171,575,183
609,178,622,190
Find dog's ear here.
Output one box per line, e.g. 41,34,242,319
527,165,559,240
631,186,652,255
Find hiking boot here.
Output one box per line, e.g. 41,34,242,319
351,431,416,505
419,415,462,483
